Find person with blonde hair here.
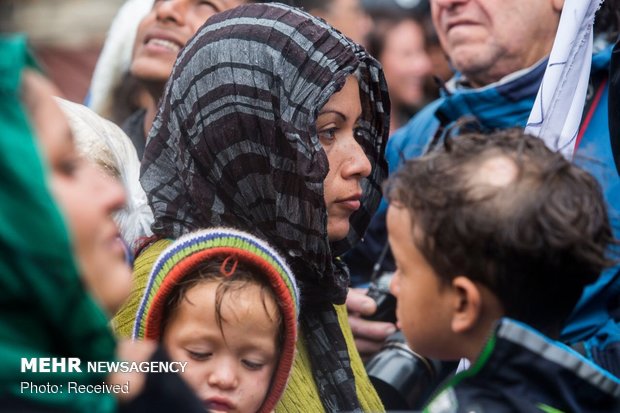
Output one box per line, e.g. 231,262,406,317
56,98,153,253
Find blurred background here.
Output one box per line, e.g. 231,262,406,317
1,0,449,120
2,0,124,102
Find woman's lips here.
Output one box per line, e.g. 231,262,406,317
338,199,361,211
109,236,127,259
142,29,184,54
145,38,181,53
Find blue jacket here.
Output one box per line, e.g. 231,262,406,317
387,59,546,174
354,46,620,374
345,61,549,285
423,319,620,413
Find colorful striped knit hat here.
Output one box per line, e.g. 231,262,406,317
133,227,299,413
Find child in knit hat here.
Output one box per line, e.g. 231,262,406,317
133,228,299,413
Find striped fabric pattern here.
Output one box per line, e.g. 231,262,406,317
140,3,389,411
141,2,389,306
133,227,299,339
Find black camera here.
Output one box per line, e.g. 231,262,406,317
364,271,397,324
363,272,457,410
366,331,455,410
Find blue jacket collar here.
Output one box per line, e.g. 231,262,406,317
435,60,548,132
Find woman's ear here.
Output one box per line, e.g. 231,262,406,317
450,276,482,334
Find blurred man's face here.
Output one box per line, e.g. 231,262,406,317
431,0,563,87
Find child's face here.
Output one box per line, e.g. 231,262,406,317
387,204,458,360
162,280,279,413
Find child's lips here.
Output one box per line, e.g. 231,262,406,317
205,397,235,412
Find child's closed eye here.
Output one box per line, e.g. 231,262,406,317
187,350,212,361
241,359,265,371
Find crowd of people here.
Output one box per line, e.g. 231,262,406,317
1,0,620,412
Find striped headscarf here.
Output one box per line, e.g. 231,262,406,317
140,3,389,411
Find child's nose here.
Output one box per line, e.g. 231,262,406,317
207,362,238,390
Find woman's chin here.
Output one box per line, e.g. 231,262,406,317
327,223,351,242
86,259,133,315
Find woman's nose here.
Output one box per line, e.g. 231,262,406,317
155,0,187,25
347,138,372,179
89,163,127,214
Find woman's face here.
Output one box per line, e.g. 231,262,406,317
25,73,132,315
317,75,372,241
380,19,432,108
131,0,246,87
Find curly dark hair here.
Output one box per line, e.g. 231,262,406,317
385,129,616,338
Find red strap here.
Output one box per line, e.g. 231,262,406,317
575,77,608,151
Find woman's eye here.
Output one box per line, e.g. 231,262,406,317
241,360,264,371
354,128,372,149
354,127,366,141
187,350,211,361
318,128,337,142
57,157,82,177
198,0,219,12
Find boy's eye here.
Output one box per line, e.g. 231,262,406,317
241,360,264,371
187,350,211,361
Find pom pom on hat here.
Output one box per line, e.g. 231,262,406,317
133,227,299,413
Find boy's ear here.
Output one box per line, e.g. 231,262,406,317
450,276,482,334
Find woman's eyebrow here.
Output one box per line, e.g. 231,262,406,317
317,109,347,121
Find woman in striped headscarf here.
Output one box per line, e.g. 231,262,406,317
116,3,390,411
